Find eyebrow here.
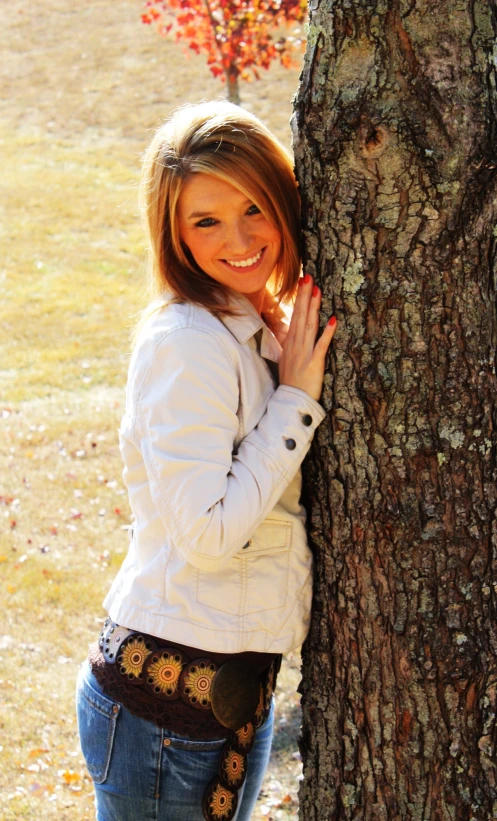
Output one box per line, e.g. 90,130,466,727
187,210,215,219
186,198,253,221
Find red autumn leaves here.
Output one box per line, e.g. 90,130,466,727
141,0,306,85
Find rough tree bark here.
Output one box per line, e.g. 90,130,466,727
292,1,497,818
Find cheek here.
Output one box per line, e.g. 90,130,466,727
180,231,208,265
262,221,282,246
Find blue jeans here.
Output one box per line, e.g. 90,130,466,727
76,659,274,821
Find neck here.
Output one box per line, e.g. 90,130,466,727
244,287,266,316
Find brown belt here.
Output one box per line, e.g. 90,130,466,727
95,620,280,821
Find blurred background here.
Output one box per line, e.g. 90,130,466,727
0,1,305,819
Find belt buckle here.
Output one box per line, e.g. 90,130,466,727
210,659,261,730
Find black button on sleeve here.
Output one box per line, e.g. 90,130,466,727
302,414,313,426
285,438,296,450
242,541,250,549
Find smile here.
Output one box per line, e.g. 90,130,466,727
223,249,264,269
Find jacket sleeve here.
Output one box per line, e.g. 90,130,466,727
133,326,326,572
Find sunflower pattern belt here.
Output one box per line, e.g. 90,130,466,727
99,619,279,821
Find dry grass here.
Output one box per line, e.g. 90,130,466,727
1,1,304,818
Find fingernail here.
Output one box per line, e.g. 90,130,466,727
312,285,319,297
303,273,311,284
328,316,337,327
298,278,304,287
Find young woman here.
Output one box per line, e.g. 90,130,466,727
76,100,337,821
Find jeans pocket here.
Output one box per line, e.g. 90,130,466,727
76,666,121,785
164,734,226,752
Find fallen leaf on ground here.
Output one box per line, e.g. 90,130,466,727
59,769,81,785
28,748,50,758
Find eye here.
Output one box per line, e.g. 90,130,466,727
246,204,261,216
195,217,218,228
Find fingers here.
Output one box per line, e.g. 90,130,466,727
313,314,337,361
294,274,335,342
289,273,320,346
305,283,322,341
287,272,338,362
279,275,337,400
298,274,338,357
289,273,313,346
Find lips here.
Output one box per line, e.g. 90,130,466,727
222,248,265,271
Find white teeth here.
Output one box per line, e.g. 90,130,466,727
226,250,262,268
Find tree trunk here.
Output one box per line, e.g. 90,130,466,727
292,1,497,818
225,70,241,105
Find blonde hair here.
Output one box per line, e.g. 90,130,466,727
139,101,301,320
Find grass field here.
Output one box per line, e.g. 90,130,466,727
1,1,305,818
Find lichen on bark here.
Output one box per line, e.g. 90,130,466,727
293,1,497,818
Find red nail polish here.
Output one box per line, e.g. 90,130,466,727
312,285,319,297
303,273,311,284
328,316,337,327
298,278,304,287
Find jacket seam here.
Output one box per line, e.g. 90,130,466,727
241,439,288,480
144,427,308,565
145,438,289,566
275,385,326,420
246,439,311,484
131,322,239,441
265,572,311,651
111,602,267,636
239,557,248,651
138,341,299,563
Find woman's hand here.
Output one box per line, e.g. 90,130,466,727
279,274,337,401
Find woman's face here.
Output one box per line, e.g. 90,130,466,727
177,173,282,306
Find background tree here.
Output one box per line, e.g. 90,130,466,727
142,0,306,104
292,0,497,818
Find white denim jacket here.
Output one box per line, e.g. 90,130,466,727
104,293,326,654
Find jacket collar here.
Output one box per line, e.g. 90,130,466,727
159,289,283,364
220,292,282,363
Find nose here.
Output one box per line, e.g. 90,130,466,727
223,218,253,255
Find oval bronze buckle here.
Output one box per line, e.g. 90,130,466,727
210,659,260,730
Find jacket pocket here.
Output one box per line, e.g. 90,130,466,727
239,520,291,614
195,520,291,616
76,666,120,784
